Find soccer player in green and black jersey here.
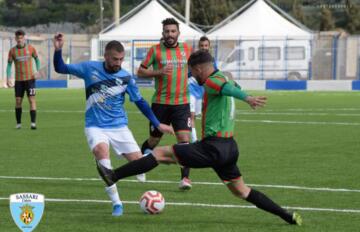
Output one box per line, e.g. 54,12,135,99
137,18,193,190
96,50,302,225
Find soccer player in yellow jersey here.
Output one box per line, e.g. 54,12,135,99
7,30,40,130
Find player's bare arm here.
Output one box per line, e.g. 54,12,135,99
157,123,174,135
137,63,173,78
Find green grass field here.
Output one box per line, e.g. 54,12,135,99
0,88,360,232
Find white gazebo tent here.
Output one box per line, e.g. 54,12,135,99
91,0,203,73
206,0,313,82
99,0,203,40
207,0,312,39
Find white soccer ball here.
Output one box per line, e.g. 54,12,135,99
139,190,165,214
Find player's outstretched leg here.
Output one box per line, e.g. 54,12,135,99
227,178,302,225
96,153,159,185
292,212,302,226
245,188,302,225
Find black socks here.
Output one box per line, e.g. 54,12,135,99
246,189,294,224
113,153,159,182
30,110,36,123
15,108,22,124
181,167,190,179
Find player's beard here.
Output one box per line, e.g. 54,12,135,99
164,36,178,47
107,64,121,73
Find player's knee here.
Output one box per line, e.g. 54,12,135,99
230,188,247,199
238,186,251,199
152,147,175,164
227,181,251,199
92,143,109,159
15,98,22,106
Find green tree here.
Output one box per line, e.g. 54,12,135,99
319,7,335,31
291,0,305,24
190,0,237,31
345,1,360,34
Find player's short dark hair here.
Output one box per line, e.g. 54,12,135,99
199,36,210,45
162,17,179,29
188,50,214,67
15,30,25,37
105,40,124,53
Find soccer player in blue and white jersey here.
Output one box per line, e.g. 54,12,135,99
53,33,173,217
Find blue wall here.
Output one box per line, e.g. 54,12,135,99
266,80,307,90
36,80,67,88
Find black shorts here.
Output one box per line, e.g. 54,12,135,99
15,80,36,98
172,137,241,182
150,103,191,137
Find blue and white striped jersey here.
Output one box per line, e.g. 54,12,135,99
66,61,142,128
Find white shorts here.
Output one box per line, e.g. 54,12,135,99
190,94,202,115
84,126,140,158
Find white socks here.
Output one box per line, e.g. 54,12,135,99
105,184,122,206
191,127,197,142
99,159,122,206
98,159,112,169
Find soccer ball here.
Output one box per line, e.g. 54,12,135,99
139,190,165,214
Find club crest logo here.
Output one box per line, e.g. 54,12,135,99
10,193,45,232
20,205,34,224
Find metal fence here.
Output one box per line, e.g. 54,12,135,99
93,35,360,81
2,34,359,86
0,35,91,84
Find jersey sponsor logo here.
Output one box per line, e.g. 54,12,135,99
160,58,187,67
10,193,45,232
15,55,31,62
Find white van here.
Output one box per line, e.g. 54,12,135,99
219,39,311,80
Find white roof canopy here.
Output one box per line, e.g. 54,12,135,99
99,0,203,40
207,0,312,40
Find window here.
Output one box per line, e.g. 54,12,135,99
258,47,281,60
285,46,305,60
226,49,244,63
135,47,149,60
248,47,255,61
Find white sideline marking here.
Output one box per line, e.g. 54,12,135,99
237,112,360,117
236,119,360,126
1,108,360,115
1,110,360,126
1,176,359,193
0,197,359,214
248,108,360,112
